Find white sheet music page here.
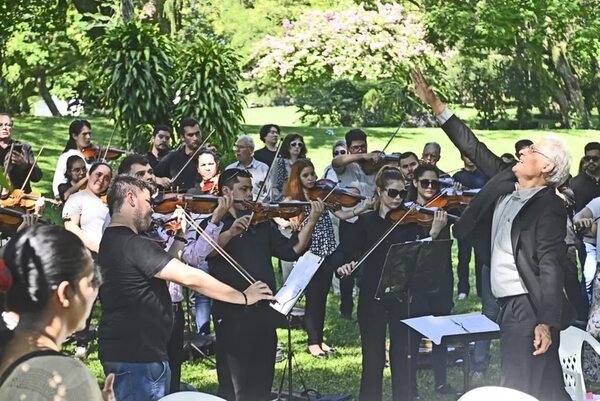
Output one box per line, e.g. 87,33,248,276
270,251,324,316
402,313,499,345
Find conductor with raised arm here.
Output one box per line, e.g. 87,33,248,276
412,71,573,400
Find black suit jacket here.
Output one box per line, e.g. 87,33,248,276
441,115,574,329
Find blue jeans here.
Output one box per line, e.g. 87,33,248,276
102,361,171,401
195,292,211,334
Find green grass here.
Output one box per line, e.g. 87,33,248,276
7,109,599,400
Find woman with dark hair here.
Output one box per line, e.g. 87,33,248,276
284,159,371,358
52,119,93,198
0,225,115,401
336,166,448,401
57,155,88,203
269,133,307,201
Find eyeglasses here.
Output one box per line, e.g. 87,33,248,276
385,188,408,199
527,145,553,162
290,142,304,148
583,155,600,162
350,144,367,151
333,149,347,156
418,179,440,189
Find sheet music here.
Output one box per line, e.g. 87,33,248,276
270,251,324,316
402,313,499,345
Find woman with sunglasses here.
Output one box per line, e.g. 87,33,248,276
269,133,307,201
336,166,448,401
0,225,115,401
410,163,457,395
323,140,347,182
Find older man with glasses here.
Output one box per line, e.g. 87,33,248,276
225,135,269,201
0,113,43,195
413,70,573,401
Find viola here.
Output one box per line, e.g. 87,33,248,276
81,145,130,162
358,151,402,175
388,203,459,227
307,179,366,210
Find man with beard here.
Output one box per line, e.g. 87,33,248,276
155,117,202,191
97,176,274,401
399,151,419,201
147,124,172,169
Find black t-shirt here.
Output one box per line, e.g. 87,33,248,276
97,226,174,362
570,172,600,212
154,148,198,191
254,147,277,167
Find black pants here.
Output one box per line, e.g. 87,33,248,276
498,294,570,401
305,261,333,345
456,237,483,296
339,220,363,315
214,306,277,401
357,292,425,401
166,302,185,393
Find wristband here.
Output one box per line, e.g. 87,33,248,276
241,291,248,306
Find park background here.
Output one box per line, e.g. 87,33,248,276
2,1,600,400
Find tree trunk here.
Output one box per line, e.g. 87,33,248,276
121,0,135,21
552,46,591,128
36,70,61,117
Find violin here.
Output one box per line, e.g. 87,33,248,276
81,145,130,162
358,151,402,175
0,206,50,237
423,188,478,211
0,189,59,210
244,201,306,225
152,194,250,215
388,203,459,227
307,179,366,210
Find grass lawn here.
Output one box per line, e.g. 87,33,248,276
7,108,599,400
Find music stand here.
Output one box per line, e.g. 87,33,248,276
271,252,324,401
376,239,453,401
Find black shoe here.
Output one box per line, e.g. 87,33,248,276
435,383,459,395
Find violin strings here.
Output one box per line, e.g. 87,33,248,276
180,210,256,285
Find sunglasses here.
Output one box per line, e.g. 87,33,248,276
385,188,408,199
583,155,600,162
418,179,440,189
333,149,347,156
290,142,304,148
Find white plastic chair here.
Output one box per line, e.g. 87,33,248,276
458,386,539,401
559,326,600,401
159,392,226,401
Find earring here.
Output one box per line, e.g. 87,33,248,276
62,300,70,307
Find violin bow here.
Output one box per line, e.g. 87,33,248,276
102,124,119,161
18,145,44,193
244,140,284,230
381,119,404,154
180,209,256,285
170,129,216,184
348,190,447,274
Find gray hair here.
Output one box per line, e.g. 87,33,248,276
237,135,255,149
423,142,441,153
539,135,571,187
332,140,346,151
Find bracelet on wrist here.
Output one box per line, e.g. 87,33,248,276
241,291,248,306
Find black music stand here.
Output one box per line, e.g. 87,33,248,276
376,239,453,401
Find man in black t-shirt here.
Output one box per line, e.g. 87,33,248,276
253,124,280,167
98,176,274,401
154,117,202,190
146,124,172,169
209,169,324,401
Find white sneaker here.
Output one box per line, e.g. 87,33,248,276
74,346,88,361
458,293,467,300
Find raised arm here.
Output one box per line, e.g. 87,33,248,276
411,70,506,178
